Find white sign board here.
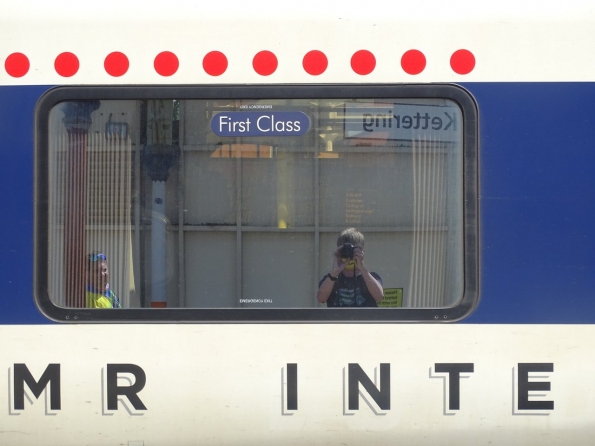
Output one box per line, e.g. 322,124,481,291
345,102,461,142
0,325,592,445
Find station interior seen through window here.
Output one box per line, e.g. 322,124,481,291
46,96,465,310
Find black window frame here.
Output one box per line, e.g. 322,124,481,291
34,84,479,323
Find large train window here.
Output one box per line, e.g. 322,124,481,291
35,85,478,322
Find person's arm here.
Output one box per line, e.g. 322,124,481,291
360,270,384,302
317,248,346,303
353,247,384,302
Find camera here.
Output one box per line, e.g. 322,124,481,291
339,243,356,259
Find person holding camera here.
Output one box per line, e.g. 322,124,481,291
317,228,384,307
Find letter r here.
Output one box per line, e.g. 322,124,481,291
106,364,147,411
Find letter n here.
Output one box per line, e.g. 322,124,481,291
347,363,390,413
13,363,61,411
105,364,147,412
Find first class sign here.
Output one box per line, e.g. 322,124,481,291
211,111,310,137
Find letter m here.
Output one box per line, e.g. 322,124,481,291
348,363,390,412
13,363,61,410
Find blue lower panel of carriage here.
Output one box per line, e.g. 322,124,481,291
1,84,594,324
463,83,595,323
0,86,50,324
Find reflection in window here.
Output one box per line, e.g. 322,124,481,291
47,98,464,309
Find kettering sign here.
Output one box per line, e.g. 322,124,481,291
345,102,461,142
211,111,310,137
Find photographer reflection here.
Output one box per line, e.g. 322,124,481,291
317,228,384,307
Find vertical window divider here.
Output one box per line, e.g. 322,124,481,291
138,101,146,308
178,100,186,307
314,104,321,306
236,139,243,307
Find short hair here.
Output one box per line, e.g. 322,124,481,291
87,251,107,272
337,228,365,246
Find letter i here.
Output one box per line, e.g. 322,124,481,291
286,364,298,411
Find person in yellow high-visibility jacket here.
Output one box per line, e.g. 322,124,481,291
86,252,121,309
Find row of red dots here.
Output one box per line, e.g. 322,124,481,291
4,49,475,78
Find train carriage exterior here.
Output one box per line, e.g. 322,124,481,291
2,1,595,444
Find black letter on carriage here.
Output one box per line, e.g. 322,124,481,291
434,363,474,410
13,363,61,410
348,363,390,411
517,363,554,410
106,364,147,411
286,363,298,410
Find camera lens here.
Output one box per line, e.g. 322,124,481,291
340,243,355,259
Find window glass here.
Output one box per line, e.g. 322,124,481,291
37,86,477,321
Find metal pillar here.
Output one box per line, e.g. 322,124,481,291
142,144,179,307
61,101,100,307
